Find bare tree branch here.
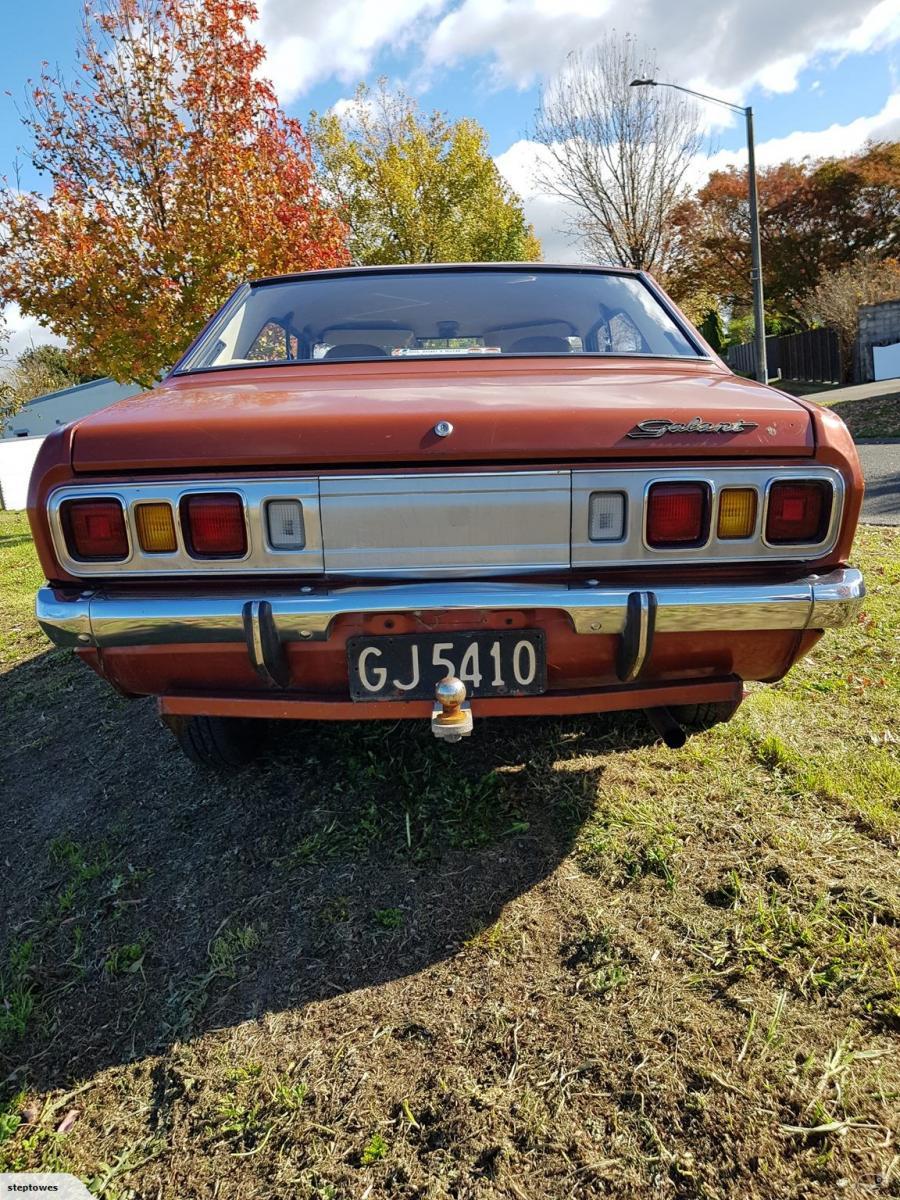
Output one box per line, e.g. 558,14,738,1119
533,34,702,275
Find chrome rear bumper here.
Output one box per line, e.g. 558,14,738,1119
37,568,865,654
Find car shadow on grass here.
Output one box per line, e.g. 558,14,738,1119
0,648,659,1096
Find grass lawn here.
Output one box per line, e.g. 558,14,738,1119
1,509,898,1199
774,380,900,439
821,392,900,440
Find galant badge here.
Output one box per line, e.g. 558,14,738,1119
627,416,760,439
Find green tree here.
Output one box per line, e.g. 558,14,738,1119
309,81,541,265
1,344,101,426
0,318,12,427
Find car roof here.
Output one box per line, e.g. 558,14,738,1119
248,262,646,288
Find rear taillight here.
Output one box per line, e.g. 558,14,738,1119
61,498,128,560
646,483,709,547
766,481,832,544
181,493,246,557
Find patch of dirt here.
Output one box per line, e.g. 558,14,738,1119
1,642,898,1197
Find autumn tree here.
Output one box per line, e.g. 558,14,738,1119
308,81,541,265
0,0,348,385
802,256,900,379
532,35,702,272
669,142,900,334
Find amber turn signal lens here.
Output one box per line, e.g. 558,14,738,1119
717,488,757,539
135,503,177,553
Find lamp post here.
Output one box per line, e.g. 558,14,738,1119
630,78,768,385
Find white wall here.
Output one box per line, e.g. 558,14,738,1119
0,435,45,510
872,342,900,382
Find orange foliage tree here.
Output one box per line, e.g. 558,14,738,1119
668,143,900,335
0,0,348,384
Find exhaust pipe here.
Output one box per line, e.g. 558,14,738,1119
645,706,687,749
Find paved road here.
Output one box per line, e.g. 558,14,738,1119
857,441,900,525
819,380,900,404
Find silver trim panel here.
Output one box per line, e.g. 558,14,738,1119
47,466,846,580
319,471,571,574
572,466,843,566
48,479,323,577
37,568,865,651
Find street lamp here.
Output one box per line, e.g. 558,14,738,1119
630,78,768,385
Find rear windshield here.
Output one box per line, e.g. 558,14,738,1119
177,268,702,372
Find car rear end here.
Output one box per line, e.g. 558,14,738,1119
29,265,865,762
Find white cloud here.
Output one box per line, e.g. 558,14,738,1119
689,90,900,181
425,0,613,89
254,0,446,104
494,140,581,261
423,0,898,102
497,92,900,262
1,303,66,363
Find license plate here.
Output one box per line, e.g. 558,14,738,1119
347,630,546,701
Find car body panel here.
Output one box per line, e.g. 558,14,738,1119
68,358,814,474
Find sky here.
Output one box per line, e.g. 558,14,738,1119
2,0,900,356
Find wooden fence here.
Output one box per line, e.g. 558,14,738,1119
727,327,842,383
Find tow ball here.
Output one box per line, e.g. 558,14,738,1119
431,676,473,742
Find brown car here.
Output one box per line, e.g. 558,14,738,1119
30,264,865,765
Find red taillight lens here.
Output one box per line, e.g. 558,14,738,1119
646,482,709,547
182,493,246,557
62,498,128,560
766,481,832,544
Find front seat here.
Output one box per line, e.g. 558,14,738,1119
322,343,388,359
507,335,572,353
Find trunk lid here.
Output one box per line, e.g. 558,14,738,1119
71,358,814,473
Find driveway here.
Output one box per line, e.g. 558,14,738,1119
857,440,900,525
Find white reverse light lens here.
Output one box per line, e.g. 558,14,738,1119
266,500,305,550
588,492,626,541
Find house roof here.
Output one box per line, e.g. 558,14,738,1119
2,376,142,439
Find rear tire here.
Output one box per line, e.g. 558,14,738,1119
670,699,742,731
171,715,264,769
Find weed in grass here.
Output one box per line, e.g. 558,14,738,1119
227,1062,263,1084
578,795,679,889
373,907,403,930
564,923,630,998
291,821,346,865
704,868,744,909
0,1093,24,1146
271,1077,308,1111
48,836,110,884
208,924,259,976
703,884,897,1011
0,1126,75,1175
0,940,35,1049
84,1137,167,1197
319,897,350,924
361,1132,388,1165
464,917,519,960
103,939,147,976
216,1097,265,1140
166,922,260,1036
